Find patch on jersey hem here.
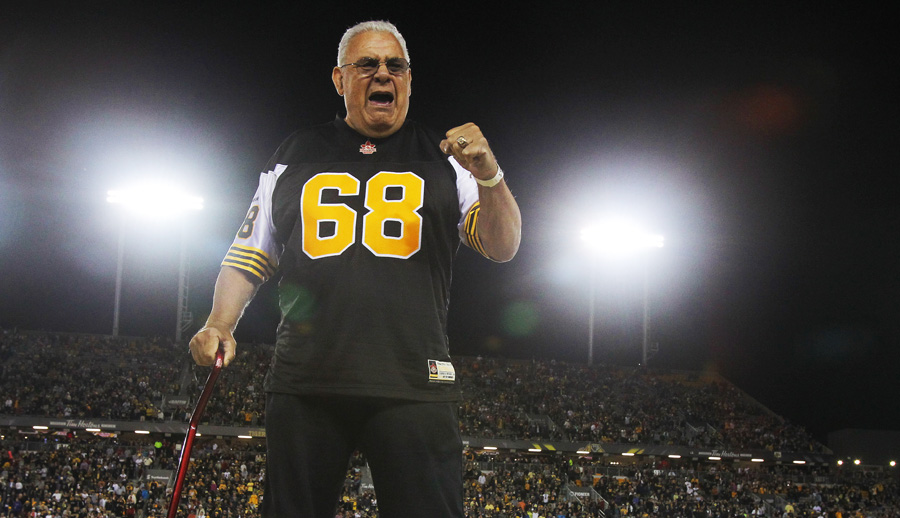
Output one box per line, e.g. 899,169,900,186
428,360,456,383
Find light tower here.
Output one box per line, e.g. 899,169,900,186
580,217,663,365
106,183,203,340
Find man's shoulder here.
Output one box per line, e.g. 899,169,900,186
269,120,348,162
270,118,449,165
401,119,444,143
391,119,451,163
279,120,342,146
282,118,441,144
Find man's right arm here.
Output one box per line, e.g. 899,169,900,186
189,266,262,367
191,163,285,367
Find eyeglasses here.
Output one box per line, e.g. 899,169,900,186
339,57,410,76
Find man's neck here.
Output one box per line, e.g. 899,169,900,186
343,116,404,139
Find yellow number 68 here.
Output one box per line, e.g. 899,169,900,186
300,171,424,260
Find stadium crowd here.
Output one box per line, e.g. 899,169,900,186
1,331,825,454
2,329,898,517
454,357,824,453
0,434,265,518
2,435,897,518
0,333,184,423
461,454,900,517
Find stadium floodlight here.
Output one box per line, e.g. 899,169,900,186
107,183,204,339
580,217,664,366
580,217,663,257
107,183,204,219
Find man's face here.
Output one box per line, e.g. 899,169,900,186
332,31,411,139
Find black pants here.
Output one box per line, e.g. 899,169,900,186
262,393,465,518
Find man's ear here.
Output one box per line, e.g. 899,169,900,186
332,67,344,96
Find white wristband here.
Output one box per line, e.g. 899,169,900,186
474,167,504,188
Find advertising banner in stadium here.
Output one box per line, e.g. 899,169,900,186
146,469,173,486
164,395,190,407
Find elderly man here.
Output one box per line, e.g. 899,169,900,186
190,20,521,518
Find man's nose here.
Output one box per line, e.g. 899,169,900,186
372,62,392,80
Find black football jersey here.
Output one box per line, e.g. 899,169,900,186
222,118,483,401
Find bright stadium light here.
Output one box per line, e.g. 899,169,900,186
581,216,664,365
107,183,204,219
107,182,204,339
580,218,663,257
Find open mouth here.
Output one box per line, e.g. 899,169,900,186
368,91,395,106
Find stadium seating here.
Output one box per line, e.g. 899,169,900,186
1,329,896,517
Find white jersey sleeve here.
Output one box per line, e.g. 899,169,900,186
450,156,479,238
450,156,500,261
221,164,287,282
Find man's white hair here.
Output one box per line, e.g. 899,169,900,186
337,20,410,67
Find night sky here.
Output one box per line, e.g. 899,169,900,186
2,2,898,442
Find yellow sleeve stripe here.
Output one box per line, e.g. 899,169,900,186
463,201,496,261
221,245,278,282
227,243,277,267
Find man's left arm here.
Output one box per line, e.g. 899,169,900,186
441,122,522,262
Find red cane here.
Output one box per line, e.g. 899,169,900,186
167,348,224,518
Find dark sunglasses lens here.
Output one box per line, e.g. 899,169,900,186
386,58,408,74
356,58,380,73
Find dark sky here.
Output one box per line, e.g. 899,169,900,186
2,2,898,442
